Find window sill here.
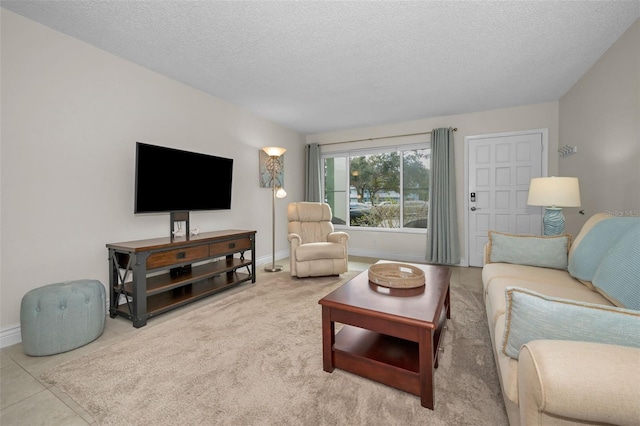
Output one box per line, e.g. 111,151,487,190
333,225,427,235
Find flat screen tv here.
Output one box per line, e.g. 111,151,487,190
135,142,233,214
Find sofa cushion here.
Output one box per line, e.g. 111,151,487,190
487,231,570,270
592,222,640,309
501,287,640,359
482,263,579,293
568,216,639,286
484,276,612,330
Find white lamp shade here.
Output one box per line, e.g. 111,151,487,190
275,188,287,198
527,177,581,207
262,146,286,157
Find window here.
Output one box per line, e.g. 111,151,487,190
322,143,430,230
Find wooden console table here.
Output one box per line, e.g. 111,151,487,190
107,229,256,327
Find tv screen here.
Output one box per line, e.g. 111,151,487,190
135,142,233,213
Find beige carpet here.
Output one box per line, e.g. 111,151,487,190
42,268,507,425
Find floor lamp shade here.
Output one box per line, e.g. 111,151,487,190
263,146,287,157
527,177,581,236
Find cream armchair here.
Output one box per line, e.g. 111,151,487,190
287,202,349,278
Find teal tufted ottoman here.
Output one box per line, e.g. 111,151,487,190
20,279,106,356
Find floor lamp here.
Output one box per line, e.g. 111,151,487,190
262,147,287,272
527,177,581,236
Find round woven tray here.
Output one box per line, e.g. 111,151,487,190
368,263,425,289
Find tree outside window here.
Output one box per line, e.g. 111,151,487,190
323,145,430,230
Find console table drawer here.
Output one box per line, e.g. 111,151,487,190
146,245,210,269
210,238,251,256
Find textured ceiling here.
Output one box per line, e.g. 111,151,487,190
2,1,639,134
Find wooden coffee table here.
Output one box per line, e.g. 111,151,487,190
318,262,451,409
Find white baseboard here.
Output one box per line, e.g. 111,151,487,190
255,250,289,267
350,248,467,267
348,248,427,263
252,250,466,268
257,249,433,266
0,325,22,349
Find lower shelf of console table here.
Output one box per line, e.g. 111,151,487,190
107,229,256,327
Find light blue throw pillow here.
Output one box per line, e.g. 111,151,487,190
488,231,570,270
592,223,640,310
501,287,640,359
568,217,639,282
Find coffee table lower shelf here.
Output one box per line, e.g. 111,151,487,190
333,325,423,396
333,325,420,396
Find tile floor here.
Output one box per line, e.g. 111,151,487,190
0,257,481,425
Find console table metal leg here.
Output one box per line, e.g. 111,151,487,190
250,235,256,283
131,252,149,328
132,317,147,328
108,249,117,318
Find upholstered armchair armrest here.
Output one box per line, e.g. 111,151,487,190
518,340,640,426
287,233,302,250
327,231,349,246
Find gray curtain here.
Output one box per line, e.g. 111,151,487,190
426,128,460,264
305,143,322,202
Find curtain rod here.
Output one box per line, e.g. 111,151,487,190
317,128,457,147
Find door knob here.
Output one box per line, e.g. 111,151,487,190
470,206,480,211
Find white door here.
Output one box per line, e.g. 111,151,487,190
465,130,547,267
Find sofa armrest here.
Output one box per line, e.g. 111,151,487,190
519,340,640,426
327,231,349,246
483,243,490,265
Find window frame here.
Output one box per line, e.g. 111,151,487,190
321,141,430,234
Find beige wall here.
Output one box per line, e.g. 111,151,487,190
308,102,559,264
0,10,305,342
559,20,640,237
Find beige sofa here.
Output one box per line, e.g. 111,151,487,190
482,213,640,425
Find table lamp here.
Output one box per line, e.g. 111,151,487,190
527,177,581,236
